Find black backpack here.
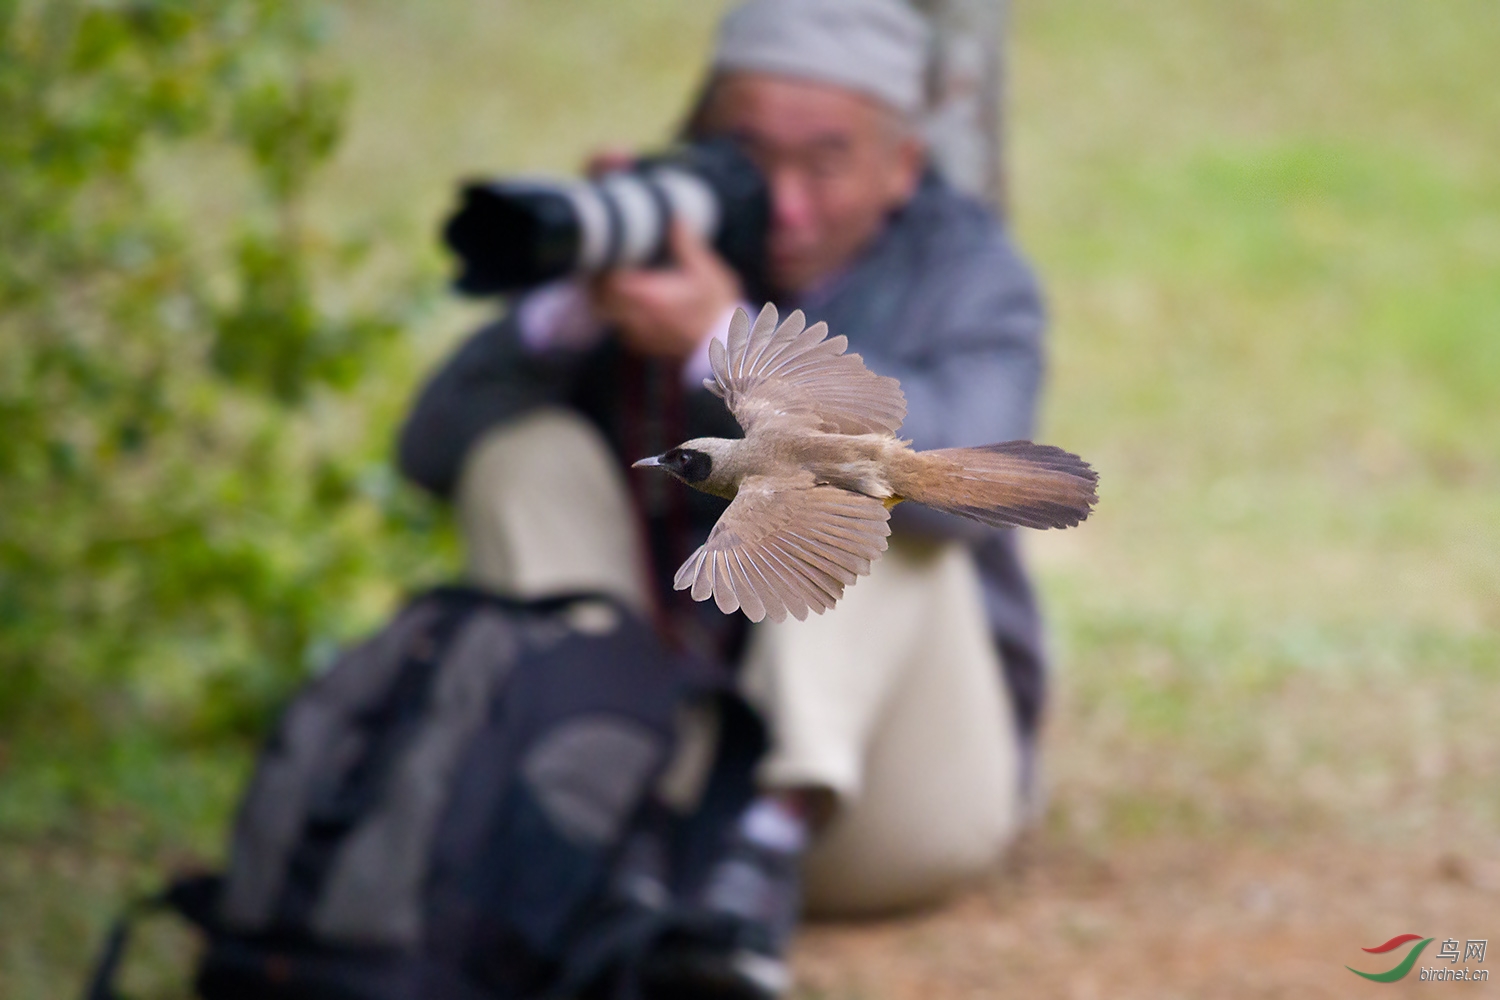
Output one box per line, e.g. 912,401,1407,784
86,586,765,1000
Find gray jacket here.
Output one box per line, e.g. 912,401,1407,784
399,172,1051,746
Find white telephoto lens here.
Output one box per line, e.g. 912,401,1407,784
649,167,719,246
598,173,663,268
562,182,612,272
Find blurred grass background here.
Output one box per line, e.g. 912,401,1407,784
2,1,1497,997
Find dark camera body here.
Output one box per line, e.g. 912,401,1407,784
444,137,769,296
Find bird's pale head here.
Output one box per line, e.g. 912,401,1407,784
632,437,740,499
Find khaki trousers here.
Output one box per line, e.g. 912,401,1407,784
457,410,1020,916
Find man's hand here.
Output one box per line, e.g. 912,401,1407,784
592,223,743,363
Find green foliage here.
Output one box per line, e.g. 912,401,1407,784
0,0,449,755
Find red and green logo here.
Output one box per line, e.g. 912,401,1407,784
1347,934,1433,983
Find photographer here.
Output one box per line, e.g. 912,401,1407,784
400,0,1048,994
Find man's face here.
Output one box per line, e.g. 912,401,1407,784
703,72,925,296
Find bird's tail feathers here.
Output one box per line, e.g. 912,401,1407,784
892,441,1098,529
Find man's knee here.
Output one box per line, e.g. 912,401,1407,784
457,408,650,611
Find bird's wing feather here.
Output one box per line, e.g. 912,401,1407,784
673,476,891,623
705,304,906,436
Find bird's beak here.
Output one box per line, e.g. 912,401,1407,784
632,455,662,469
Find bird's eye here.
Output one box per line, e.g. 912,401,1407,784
678,449,712,483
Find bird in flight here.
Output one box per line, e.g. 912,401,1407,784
634,304,1097,623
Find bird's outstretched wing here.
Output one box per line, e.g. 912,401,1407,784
673,476,891,623
705,303,906,436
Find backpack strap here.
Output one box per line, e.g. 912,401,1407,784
544,907,671,1000
422,584,638,617
82,874,222,1000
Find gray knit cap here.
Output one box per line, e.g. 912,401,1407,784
711,0,932,115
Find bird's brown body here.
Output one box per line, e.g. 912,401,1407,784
680,430,905,503
634,305,1098,623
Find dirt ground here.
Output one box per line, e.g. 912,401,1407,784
792,830,1500,999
